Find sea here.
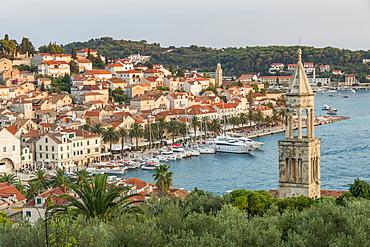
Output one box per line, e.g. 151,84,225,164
124,89,370,194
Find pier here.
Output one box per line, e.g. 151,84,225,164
248,116,350,138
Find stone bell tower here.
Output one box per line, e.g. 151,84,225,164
215,63,222,86
278,48,321,199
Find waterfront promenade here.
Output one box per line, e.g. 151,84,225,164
15,115,348,182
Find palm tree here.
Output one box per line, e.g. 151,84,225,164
129,123,144,150
271,109,281,126
0,174,19,184
178,122,188,143
191,116,200,142
117,127,128,155
157,118,167,145
247,110,255,129
80,124,91,131
153,164,173,197
239,113,248,129
229,116,240,132
255,111,265,127
30,170,49,190
90,123,105,135
279,108,287,126
74,170,92,185
26,180,42,201
144,123,158,149
50,169,71,189
51,173,139,220
102,127,120,152
167,120,179,143
208,118,222,137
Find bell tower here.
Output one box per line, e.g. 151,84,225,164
278,49,321,199
215,63,222,86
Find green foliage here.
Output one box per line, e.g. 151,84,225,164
38,42,64,54
13,64,38,72
229,189,272,216
349,178,370,199
50,173,139,220
156,85,170,91
110,87,129,103
0,211,12,225
153,164,174,197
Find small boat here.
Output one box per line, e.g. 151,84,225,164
171,147,185,152
329,90,337,93
328,94,334,97
141,163,160,170
190,149,200,156
327,110,337,115
329,107,337,112
322,104,330,110
342,95,349,98
351,89,356,94
199,147,216,154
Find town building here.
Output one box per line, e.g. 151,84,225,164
0,128,21,174
35,129,101,169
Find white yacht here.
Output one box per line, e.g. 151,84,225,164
228,135,264,149
198,146,216,154
212,135,258,154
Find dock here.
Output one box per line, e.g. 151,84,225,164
248,116,350,139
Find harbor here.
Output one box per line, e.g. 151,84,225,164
118,89,369,194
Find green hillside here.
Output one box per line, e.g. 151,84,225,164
62,37,370,78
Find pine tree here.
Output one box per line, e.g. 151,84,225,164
71,46,77,59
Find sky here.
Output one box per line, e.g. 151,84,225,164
1,0,370,50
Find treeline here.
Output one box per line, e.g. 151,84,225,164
2,178,370,246
0,34,35,58
62,37,370,77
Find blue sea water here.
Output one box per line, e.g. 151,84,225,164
124,89,370,194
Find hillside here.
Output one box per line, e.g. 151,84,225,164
62,37,370,77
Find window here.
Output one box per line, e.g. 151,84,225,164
80,142,83,146
24,149,28,154
39,154,42,158
46,154,48,159
52,154,55,159
12,145,15,151
67,154,70,158
26,211,31,217
87,149,90,154
73,151,76,156
36,198,42,204
61,154,63,159
39,145,42,151
28,155,31,160
45,138,48,143
95,148,99,152
52,146,55,151
21,156,25,161
87,141,89,145
73,143,75,148
77,142,79,147
45,146,48,151
95,140,98,144
60,147,63,152
67,146,69,150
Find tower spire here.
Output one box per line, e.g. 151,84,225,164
278,48,321,199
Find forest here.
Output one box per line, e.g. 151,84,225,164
1,176,370,247
62,37,370,77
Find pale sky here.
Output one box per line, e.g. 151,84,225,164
2,0,370,50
